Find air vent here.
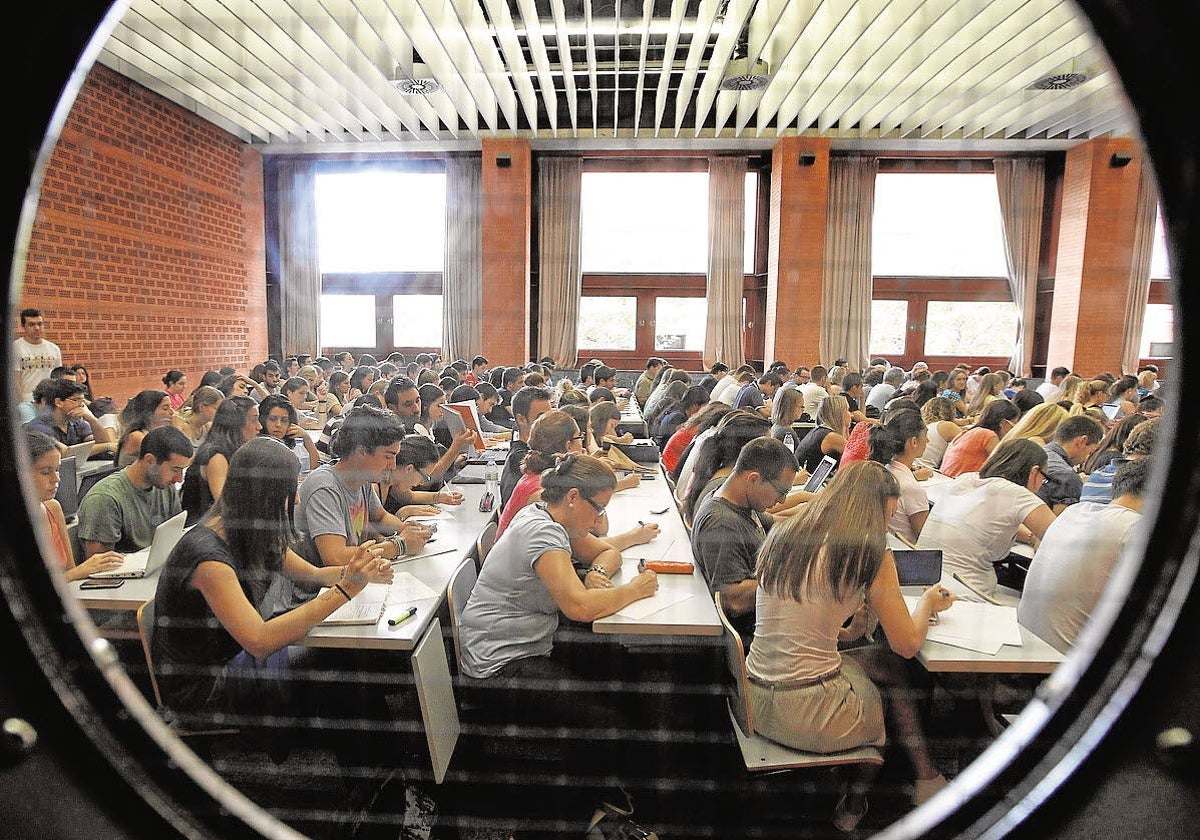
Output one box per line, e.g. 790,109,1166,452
1027,71,1090,91
390,63,441,95
720,58,771,91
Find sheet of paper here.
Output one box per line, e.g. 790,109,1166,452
904,596,1023,654
625,538,678,562
614,589,695,621
388,571,439,604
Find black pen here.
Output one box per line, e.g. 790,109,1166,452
388,606,417,627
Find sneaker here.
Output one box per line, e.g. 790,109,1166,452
585,803,659,840
831,794,868,833
913,773,949,805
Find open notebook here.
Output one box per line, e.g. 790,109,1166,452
319,571,439,625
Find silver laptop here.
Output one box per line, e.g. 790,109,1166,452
64,441,94,463
89,510,187,579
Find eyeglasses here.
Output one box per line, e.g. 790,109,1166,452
767,476,792,502
582,496,607,518
418,468,432,483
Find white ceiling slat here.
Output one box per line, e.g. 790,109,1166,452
1014,77,1122,138
691,0,758,137
583,0,600,136
479,0,540,132
869,0,1028,138
777,0,896,135
512,0,561,136
105,14,299,142
910,4,1082,138
547,0,580,134
729,0,799,135
631,0,655,137
651,0,688,137
752,1,844,136
612,0,622,135
120,3,327,140
671,0,721,137
444,0,519,132
406,0,502,132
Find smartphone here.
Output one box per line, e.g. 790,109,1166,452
479,492,495,513
80,579,125,590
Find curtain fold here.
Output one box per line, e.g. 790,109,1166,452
1121,165,1159,373
820,155,877,369
536,157,583,367
993,158,1045,375
705,157,746,369
442,156,483,361
277,159,321,356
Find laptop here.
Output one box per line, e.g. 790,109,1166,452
892,549,944,586
64,441,94,463
89,510,187,579
55,456,80,522
803,455,838,493
1101,402,1122,420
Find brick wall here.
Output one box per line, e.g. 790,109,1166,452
16,64,266,404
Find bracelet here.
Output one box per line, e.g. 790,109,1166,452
389,532,406,556
334,584,352,601
587,565,610,578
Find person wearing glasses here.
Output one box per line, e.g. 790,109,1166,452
376,433,465,517
690,437,799,645
276,405,432,613
917,438,1057,597
23,377,115,458
458,452,661,839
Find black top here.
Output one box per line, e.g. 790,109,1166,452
794,425,836,473
180,446,222,525
500,439,530,506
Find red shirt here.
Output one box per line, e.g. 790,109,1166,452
839,422,871,467
662,426,698,474
496,472,542,539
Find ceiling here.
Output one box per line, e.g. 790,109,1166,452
95,0,1137,149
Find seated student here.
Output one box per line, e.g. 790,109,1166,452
172,385,224,448
793,395,850,473
115,389,176,467
866,366,906,415
280,406,433,612
1101,375,1140,421
710,365,751,405
768,385,805,445
651,385,709,450
457,453,661,838
77,426,194,557
747,461,955,829
180,396,259,525
70,364,95,402
281,376,322,430
915,397,963,470
162,369,189,411
483,366,524,429
733,371,782,417
1080,413,1148,476
588,401,634,452
868,409,932,545
643,368,692,419
691,437,798,643
917,439,1056,597
937,368,970,419
25,431,125,580
1006,402,1068,449
1039,415,1105,512
376,433,464,516
641,378,684,434
24,377,115,458
464,355,488,386
384,376,472,484
590,364,627,399
634,357,666,405
151,437,396,775
500,386,554,507
839,372,874,426
1081,416,1159,504
662,401,726,477
696,362,729,397
1018,458,1151,654
448,383,511,437
964,372,1005,419
939,398,1020,478
797,365,830,421
258,393,323,477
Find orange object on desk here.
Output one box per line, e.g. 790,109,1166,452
639,560,694,574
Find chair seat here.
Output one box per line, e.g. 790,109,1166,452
727,705,884,774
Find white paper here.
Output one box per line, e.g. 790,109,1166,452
614,589,695,621
625,538,678,562
388,571,439,604
391,545,458,564
904,596,1023,654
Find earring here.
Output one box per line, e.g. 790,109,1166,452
569,502,574,509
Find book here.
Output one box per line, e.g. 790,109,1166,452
441,401,487,452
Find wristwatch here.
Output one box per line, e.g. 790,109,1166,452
587,565,609,578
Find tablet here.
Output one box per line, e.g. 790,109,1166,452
803,455,837,493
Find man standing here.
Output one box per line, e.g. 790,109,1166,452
13,308,62,404
1039,415,1105,513
499,386,553,505
24,378,115,457
633,357,666,406
77,426,193,556
1037,366,1071,403
1019,458,1151,653
691,438,798,643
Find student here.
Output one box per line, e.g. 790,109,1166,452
588,401,634,453
868,409,931,544
939,399,1020,478
747,461,955,829
1018,458,1151,654
77,426,194,557
711,366,753,405
662,401,728,477
180,396,258,525
162,369,189,410
500,386,554,506
634,357,666,405
281,376,322,429
376,433,464,516
384,376,472,483
1037,366,1071,403
25,431,125,580
914,397,962,470
691,437,798,643
1081,417,1159,504
13,308,62,405
696,362,729,397
448,383,511,436
464,355,488,386
1007,402,1070,448
257,393,322,475
769,385,805,444
1104,375,1141,420
457,453,660,839
23,377,114,458
866,366,906,415
734,371,782,417
793,395,850,473
917,439,1056,596
346,365,375,401
679,410,772,527
172,385,224,448
116,389,176,467
1039,415,1105,512
964,372,1005,418
798,365,831,420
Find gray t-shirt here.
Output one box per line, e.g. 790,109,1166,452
459,504,569,679
76,469,181,553
690,494,767,639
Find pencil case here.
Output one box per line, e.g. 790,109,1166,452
640,560,694,574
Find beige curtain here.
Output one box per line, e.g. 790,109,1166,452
1121,165,1159,373
277,159,321,356
443,156,483,361
820,155,877,369
994,158,1045,375
705,157,747,369
536,157,583,367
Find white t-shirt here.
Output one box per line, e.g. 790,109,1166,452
1036,381,1063,403
711,376,742,405
886,461,929,545
12,337,62,403
1017,502,1141,654
916,473,1045,594
798,382,829,419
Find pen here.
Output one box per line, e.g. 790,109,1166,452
388,606,417,627
638,559,646,573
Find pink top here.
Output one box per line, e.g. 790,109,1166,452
496,473,543,539
839,422,871,467
940,426,999,477
169,392,186,410
42,501,72,570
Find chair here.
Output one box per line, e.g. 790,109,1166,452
475,517,498,569
445,557,478,673
714,593,884,774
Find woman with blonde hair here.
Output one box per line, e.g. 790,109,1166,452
173,385,224,446
915,397,962,470
964,372,1005,418
1057,374,1085,407
793,395,850,473
1070,379,1110,417
1007,402,1069,448
748,461,955,828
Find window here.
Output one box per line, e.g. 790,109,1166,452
872,173,1008,277
1140,303,1174,358
393,295,442,348
869,300,909,355
578,296,637,350
654,298,707,352
924,301,1017,357
315,170,446,272
581,172,708,273
1151,207,1171,279
319,295,375,348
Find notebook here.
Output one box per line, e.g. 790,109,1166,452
803,455,838,493
89,510,187,579
55,456,80,522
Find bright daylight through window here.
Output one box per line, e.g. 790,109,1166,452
315,171,446,272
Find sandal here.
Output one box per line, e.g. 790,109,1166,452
832,794,868,833
585,803,659,840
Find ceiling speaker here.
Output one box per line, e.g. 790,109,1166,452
720,58,772,91
798,152,817,167
1111,152,1133,168
496,153,512,168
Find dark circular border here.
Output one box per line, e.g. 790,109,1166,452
2,1,1198,837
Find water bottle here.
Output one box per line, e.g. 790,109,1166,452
783,432,796,452
484,457,499,497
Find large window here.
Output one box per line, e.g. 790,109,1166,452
1151,207,1171,280
1141,302,1174,358
924,301,1018,357
393,294,443,348
869,300,908,355
319,294,376,349
578,296,638,351
654,298,707,352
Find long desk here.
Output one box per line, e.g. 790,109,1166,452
616,401,649,439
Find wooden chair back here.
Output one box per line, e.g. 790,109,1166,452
135,597,164,709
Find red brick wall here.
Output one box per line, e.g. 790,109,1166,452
480,139,531,363
16,64,266,404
